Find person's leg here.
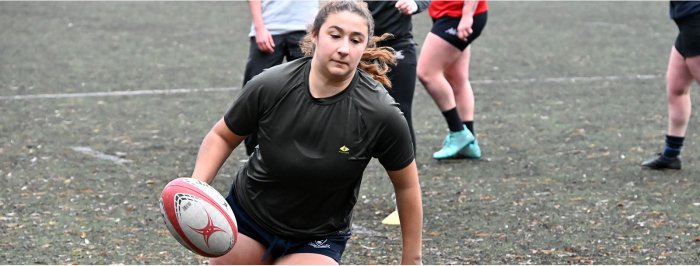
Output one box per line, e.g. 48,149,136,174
684,54,700,88
444,46,481,159
387,44,418,152
417,33,473,159
445,11,486,126
212,188,281,264
416,32,462,113
209,234,273,265
274,253,339,265
383,48,418,223
445,46,474,124
642,47,694,170
273,232,349,265
667,47,695,137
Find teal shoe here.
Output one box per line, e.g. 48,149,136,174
433,126,475,160
459,139,481,159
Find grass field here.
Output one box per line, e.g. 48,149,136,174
2,1,700,264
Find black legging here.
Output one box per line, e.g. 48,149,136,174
385,42,418,152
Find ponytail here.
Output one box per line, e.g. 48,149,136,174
359,33,396,88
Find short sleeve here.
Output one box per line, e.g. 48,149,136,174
224,58,308,137
223,77,265,137
373,101,415,171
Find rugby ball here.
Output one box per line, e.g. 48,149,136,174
159,177,237,257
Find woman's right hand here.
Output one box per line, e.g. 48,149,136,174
255,27,275,53
395,0,418,15
457,16,474,41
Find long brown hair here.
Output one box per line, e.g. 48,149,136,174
300,0,397,87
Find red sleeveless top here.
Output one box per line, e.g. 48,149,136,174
429,0,488,19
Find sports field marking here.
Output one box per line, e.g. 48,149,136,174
1,74,661,101
0,87,239,100
71,146,133,165
470,74,659,85
351,223,384,237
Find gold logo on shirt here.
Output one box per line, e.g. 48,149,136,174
339,145,350,154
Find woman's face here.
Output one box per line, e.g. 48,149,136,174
312,10,369,81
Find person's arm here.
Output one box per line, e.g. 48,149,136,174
191,118,246,184
248,0,275,53
396,0,431,15
457,0,478,40
395,0,417,15
414,0,430,14
387,160,423,265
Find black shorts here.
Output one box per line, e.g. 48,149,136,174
430,12,488,51
674,11,700,58
225,190,351,263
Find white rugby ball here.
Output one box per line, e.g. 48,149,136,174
159,177,238,257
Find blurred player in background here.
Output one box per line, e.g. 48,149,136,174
642,1,700,170
367,0,429,153
367,0,429,226
241,0,318,156
417,0,488,160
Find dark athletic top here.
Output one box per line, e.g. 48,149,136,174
670,1,700,20
223,57,414,240
368,1,430,48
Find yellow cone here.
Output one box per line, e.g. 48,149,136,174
381,210,400,225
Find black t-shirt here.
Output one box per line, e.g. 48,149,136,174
223,57,414,239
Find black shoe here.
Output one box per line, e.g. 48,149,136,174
641,153,681,170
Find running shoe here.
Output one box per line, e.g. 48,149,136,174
458,139,481,159
641,153,681,170
433,126,474,160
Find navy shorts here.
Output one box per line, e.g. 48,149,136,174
430,12,488,51
225,190,351,263
674,12,700,58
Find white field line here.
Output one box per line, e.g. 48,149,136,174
0,74,661,101
0,87,240,100
71,146,133,165
351,223,384,237
470,74,660,85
